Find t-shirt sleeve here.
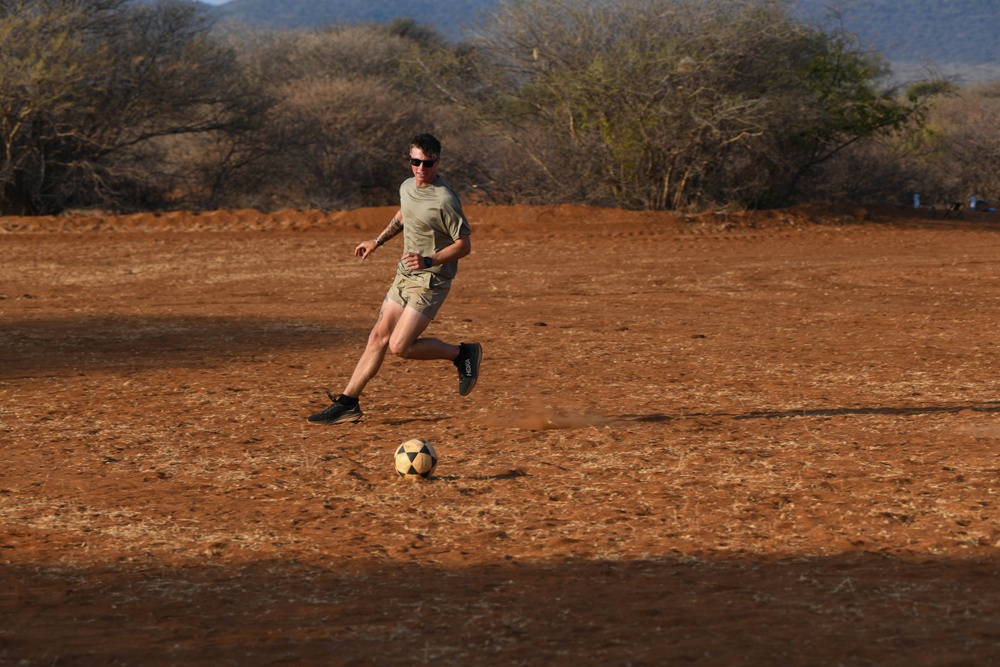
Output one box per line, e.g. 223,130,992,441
440,194,472,240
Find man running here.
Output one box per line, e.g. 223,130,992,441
308,133,482,424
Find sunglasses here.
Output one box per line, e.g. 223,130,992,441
408,157,438,168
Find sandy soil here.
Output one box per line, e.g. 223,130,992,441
2,203,1000,665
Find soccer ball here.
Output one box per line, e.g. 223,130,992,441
394,438,438,479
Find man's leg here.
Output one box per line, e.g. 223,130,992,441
343,298,408,397
387,305,460,361
310,300,482,423
308,298,404,424
387,307,481,396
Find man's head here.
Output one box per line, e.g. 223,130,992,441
409,133,441,187
409,134,441,160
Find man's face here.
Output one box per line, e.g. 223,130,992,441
409,147,439,187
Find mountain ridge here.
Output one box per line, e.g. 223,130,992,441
202,0,1000,78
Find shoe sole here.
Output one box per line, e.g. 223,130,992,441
308,410,363,425
459,343,483,396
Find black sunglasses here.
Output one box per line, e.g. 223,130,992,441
408,157,438,168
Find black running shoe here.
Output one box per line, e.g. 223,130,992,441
308,393,363,424
456,342,482,396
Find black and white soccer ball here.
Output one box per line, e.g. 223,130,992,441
394,438,438,479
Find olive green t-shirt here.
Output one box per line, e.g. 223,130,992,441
398,175,472,282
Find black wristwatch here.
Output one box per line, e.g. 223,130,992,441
423,256,433,268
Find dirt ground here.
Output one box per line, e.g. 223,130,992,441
2,202,1000,666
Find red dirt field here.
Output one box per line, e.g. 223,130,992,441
2,203,1000,666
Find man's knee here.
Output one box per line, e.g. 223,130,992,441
388,338,414,358
366,327,391,352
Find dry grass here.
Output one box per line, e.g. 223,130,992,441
2,205,1000,664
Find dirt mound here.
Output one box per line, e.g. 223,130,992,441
2,201,928,234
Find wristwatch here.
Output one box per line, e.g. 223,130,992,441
423,256,433,268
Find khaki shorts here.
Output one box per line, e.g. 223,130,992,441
385,272,452,320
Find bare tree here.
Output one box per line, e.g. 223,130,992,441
0,0,264,214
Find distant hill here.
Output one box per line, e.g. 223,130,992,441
204,0,1000,79
208,0,492,40
796,0,1000,68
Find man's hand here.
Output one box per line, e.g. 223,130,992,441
401,251,428,271
355,239,378,260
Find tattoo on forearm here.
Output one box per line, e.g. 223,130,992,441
375,218,404,246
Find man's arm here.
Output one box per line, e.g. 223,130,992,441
375,212,404,246
401,234,471,271
355,210,403,260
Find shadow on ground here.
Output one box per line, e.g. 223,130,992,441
0,315,363,378
622,401,1000,424
2,555,998,666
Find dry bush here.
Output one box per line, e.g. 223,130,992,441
203,77,431,210
0,0,263,214
194,22,490,211
240,23,418,84
787,83,1000,208
794,136,927,205
276,77,428,208
917,84,1000,207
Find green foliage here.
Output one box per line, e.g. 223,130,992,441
907,80,959,101
473,0,930,209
